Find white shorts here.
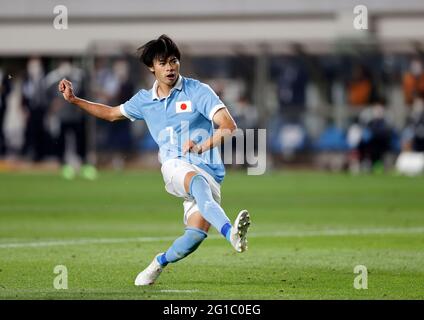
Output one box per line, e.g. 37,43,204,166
160,158,221,225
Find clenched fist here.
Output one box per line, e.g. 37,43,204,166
58,78,76,103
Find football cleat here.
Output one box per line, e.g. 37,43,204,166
230,210,251,253
134,253,164,286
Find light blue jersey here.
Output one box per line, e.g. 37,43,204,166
119,75,226,183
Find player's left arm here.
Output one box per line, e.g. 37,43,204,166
183,107,237,154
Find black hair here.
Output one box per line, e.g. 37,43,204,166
137,34,181,67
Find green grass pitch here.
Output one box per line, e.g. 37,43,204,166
0,170,423,299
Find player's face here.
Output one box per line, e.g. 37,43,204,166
150,56,180,87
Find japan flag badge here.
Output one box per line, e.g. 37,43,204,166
176,101,192,113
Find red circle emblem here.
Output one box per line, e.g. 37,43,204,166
180,103,187,110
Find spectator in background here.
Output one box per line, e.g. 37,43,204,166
20,57,48,162
277,61,307,123
347,65,373,107
356,98,393,172
106,59,134,169
401,97,424,152
402,57,424,107
45,58,97,180
92,57,119,104
92,57,120,166
92,58,134,170
227,94,259,168
0,67,12,157
230,94,259,130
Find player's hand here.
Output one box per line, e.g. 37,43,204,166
183,140,202,155
58,78,76,103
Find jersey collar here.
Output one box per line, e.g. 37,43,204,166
151,75,183,101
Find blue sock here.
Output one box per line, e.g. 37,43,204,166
222,222,232,241
189,174,232,240
157,227,207,267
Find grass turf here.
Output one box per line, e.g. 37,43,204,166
0,170,423,299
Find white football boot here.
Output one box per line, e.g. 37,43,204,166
134,253,164,286
230,210,251,253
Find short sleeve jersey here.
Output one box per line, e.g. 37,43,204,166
120,75,226,183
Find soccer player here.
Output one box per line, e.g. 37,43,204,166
58,34,251,286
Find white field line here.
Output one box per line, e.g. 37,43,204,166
158,289,200,293
0,227,423,249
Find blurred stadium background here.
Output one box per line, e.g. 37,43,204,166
0,0,423,174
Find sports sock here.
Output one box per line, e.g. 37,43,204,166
157,227,207,267
189,174,232,240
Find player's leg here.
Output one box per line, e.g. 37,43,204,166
184,171,251,252
134,212,210,286
155,212,209,267
134,160,250,286
184,171,232,239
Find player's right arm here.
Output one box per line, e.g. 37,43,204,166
58,78,125,122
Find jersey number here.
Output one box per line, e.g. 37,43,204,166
166,126,175,144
